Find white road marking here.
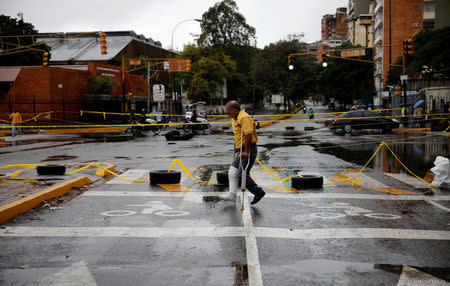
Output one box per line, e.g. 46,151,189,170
83,191,450,201
255,228,450,240
31,260,97,286
425,200,450,212
2,227,449,240
107,169,148,184
341,172,388,188
384,173,432,188
241,192,263,286
397,265,449,286
1,227,243,238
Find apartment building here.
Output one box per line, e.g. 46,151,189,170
347,0,373,47
321,8,347,40
372,0,423,91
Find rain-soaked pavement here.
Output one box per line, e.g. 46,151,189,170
1,106,449,285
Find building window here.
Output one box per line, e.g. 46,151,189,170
412,23,420,28
413,5,421,10
423,19,435,29
424,2,436,12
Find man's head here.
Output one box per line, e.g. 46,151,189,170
226,101,240,119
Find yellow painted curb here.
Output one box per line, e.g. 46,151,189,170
0,176,92,224
392,128,431,132
95,163,115,177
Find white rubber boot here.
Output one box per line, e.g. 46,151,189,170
220,166,238,201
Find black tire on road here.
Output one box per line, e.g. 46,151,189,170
203,124,211,132
217,170,229,185
37,165,66,175
150,170,181,184
291,174,323,189
285,126,295,130
165,130,180,140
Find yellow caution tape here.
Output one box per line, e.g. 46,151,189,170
255,158,301,182
65,162,150,183
167,159,211,184
382,142,439,188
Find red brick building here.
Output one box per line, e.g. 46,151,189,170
0,62,148,123
321,8,348,40
373,0,423,89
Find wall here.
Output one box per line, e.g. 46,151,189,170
382,0,423,86
0,62,149,123
0,67,89,122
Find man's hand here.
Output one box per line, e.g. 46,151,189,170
241,151,248,158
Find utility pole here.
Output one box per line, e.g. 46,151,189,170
147,63,150,113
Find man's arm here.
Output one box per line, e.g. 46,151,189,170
241,132,252,158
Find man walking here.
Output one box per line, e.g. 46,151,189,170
9,110,22,137
220,101,265,205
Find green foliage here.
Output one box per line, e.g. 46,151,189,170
388,27,450,84
172,45,236,102
195,0,257,103
197,0,256,48
0,15,50,66
250,37,318,104
408,27,450,78
86,72,119,95
319,42,374,104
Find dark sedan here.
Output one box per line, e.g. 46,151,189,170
330,110,400,133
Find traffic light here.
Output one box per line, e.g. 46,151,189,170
43,52,49,67
395,85,402,96
403,38,414,56
186,60,191,72
99,32,107,55
322,53,328,68
288,56,294,70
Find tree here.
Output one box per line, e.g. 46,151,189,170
195,0,257,103
388,26,450,84
251,37,319,108
0,15,50,66
319,42,374,105
85,72,119,95
172,45,236,102
197,0,256,48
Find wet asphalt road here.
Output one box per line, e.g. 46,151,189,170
1,107,449,285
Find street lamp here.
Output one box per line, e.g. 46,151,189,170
171,18,202,53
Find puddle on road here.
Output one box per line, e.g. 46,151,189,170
313,140,449,179
114,156,131,160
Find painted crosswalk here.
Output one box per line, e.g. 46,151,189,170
104,167,431,196
384,172,433,188
107,169,149,184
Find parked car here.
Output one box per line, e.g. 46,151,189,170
330,110,399,133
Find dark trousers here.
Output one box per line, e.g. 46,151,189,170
231,144,265,196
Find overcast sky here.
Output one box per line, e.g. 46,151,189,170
1,0,348,50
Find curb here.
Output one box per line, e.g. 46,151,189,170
392,128,431,133
0,176,93,224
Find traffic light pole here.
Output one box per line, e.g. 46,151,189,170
402,79,407,107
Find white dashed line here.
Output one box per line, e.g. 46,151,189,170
241,191,263,286
107,169,148,184
425,200,450,212
83,191,450,201
1,227,449,240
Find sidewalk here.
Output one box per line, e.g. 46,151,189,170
0,163,112,223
